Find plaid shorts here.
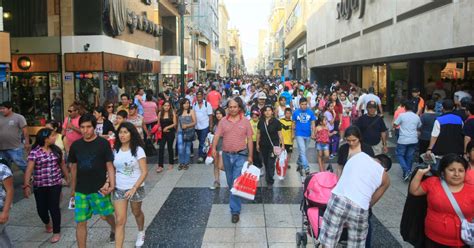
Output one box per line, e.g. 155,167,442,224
319,194,369,247
74,192,114,223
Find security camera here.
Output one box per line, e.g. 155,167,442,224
83,43,90,51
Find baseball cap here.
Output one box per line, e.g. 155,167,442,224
412,88,420,93
366,101,377,109
251,110,260,116
232,89,240,95
258,92,267,99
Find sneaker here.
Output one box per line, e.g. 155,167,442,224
305,168,310,176
260,168,265,177
178,164,184,170
296,165,302,172
183,164,189,170
135,231,145,247
231,214,240,223
109,231,115,243
288,164,291,169
210,181,220,190
329,154,336,160
190,153,194,158
197,157,204,163
403,172,411,182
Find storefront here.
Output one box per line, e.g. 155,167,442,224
65,52,160,111
8,54,62,134
0,32,10,102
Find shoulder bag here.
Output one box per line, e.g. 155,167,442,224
264,119,282,156
180,117,196,142
441,179,474,246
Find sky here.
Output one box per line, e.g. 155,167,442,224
224,0,272,65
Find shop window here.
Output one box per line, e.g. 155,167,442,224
75,72,101,112
122,73,158,98
10,73,50,126
104,72,121,105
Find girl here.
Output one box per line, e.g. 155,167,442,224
210,107,226,189
324,101,338,159
314,115,331,172
257,105,284,188
177,98,197,170
112,122,148,248
339,92,352,139
24,128,69,243
276,97,287,119
157,100,177,172
45,120,65,156
280,108,294,167
329,91,342,157
128,104,149,140
93,106,115,138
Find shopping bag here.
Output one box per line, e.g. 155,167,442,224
150,123,162,142
203,133,214,154
276,150,288,180
231,162,260,200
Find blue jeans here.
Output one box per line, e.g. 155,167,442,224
222,152,246,215
396,143,417,175
177,131,192,165
0,147,27,171
295,136,311,170
196,127,209,159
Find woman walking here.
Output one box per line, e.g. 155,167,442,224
104,101,117,125
339,92,352,139
177,98,196,170
257,105,284,188
210,107,225,189
23,128,69,243
93,106,115,138
112,122,148,248
336,126,374,177
128,104,149,140
142,93,159,131
157,100,177,172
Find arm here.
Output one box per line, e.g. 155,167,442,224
101,162,116,195
0,176,14,224
278,130,284,148
247,134,254,164
256,130,261,152
209,114,213,131
22,127,31,150
378,104,384,116
125,157,148,199
409,166,430,196
70,163,77,197
211,132,221,158
464,136,470,154
60,158,69,185
369,171,390,207
311,120,316,138
142,120,149,137
381,131,388,153
23,160,35,198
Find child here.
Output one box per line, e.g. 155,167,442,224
280,108,294,168
324,101,338,159
115,110,128,131
314,114,331,172
250,110,262,170
210,107,226,190
0,159,13,247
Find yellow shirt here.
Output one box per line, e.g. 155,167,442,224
280,118,293,145
250,119,259,142
116,105,129,113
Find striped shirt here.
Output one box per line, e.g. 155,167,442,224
215,115,253,152
27,147,63,187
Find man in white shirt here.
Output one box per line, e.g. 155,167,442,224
319,153,391,248
193,91,213,163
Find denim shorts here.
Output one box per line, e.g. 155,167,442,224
112,186,146,202
316,143,330,151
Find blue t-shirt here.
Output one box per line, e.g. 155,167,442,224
292,109,316,137
280,91,292,106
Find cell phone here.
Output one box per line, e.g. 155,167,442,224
68,197,75,210
97,190,105,197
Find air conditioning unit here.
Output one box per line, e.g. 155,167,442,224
297,45,306,59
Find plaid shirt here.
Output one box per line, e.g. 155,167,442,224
27,147,63,187
0,164,13,210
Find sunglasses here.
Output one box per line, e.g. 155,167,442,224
107,105,114,108
68,109,75,113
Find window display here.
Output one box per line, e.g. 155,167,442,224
75,72,101,112
122,73,158,97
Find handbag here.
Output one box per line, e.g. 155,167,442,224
181,120,196,142
441,179,474,246
263,120,282,156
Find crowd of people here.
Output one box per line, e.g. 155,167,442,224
0,76,473,247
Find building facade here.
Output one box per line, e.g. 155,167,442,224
218,2,230,78
307,0,474,111
228,28,245,77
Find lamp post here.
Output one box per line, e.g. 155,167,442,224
178,0,186,97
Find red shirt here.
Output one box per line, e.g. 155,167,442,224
466,169,474,185
421,177,474,246
215,115,253,152
334,102,343,121
206,90,222,110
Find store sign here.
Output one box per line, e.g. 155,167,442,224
17,56,32,70
127,59,153,73
126,10,163,37
336,0,366,20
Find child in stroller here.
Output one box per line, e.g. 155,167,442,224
296,171,347,247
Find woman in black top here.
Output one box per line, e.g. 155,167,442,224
257,105,284,187
157,100,177,173
93,106,115,138
336,125,375,177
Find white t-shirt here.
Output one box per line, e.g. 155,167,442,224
454,91,471,102
193,101,213,130
113,147,146,190
332,152,384,210
362,93,382,108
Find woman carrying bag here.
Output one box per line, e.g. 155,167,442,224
177,98,196,170
257,105,284,188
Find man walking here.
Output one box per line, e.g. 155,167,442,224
393,101,422,180
355,101,388,155
68,114,116,247
193,91,213,163
293,98,316,176
0,101,30,171
212,98,253,223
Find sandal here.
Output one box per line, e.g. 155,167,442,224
156,166,164,173
168,165,174,171
50,234,61,243
45,224,53,233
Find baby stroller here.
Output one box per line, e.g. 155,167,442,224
296,171,347,247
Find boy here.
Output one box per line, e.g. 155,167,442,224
280,108,294,168
115,110,128,130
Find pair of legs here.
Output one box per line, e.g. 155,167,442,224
252,141,262,169
0,148,27,171
396,143,417,177
316,143,330,172
33,185,62,241
261,148,276,185
222,152,246,215
295,136,311,172
158,132,175,170
177,131,192,165
196,127,209,160
213,151,223,184
76,215,115,248
113,200,145,248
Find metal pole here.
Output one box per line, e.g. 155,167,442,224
179,0,186,98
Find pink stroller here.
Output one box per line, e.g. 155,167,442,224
296,171,347,247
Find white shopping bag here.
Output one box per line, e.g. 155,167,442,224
276,150,288,180
230,162,261,200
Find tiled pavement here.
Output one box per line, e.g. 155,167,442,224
7,116,414,247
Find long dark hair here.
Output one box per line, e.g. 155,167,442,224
159,100,174,121
260,105,275,122
114,122,145,157
213,107,226,126
177,98,191,116
33,128,63,162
